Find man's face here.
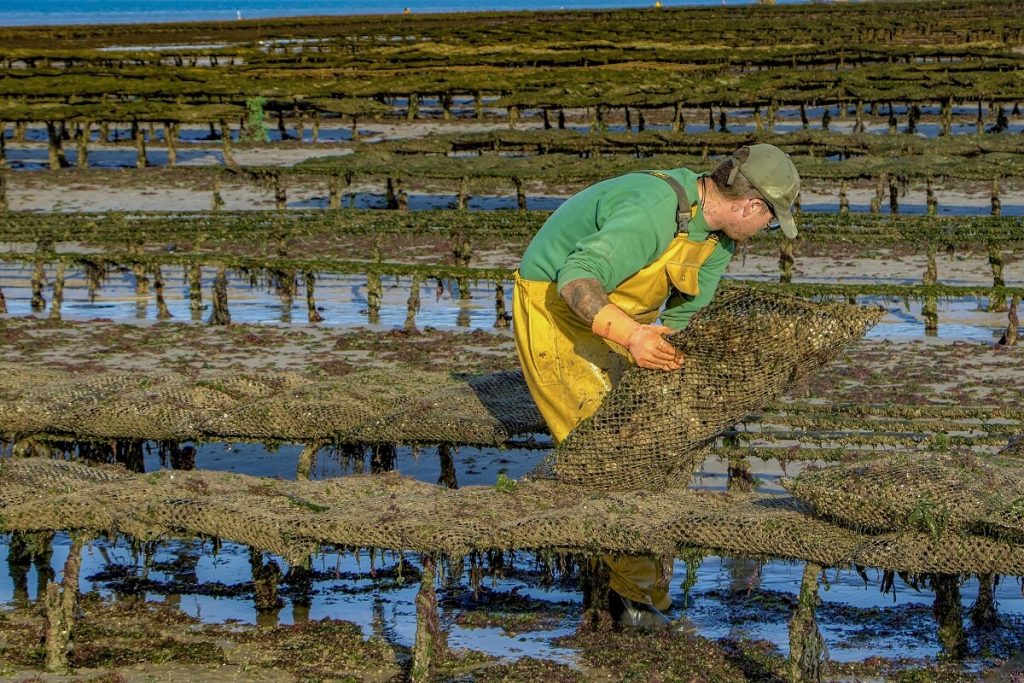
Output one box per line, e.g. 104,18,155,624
719,197,777,242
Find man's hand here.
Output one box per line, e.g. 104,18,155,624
591,303,684,371
625,324,685,371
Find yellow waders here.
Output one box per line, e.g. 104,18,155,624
513,232,719,609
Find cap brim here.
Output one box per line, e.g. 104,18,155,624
777,208,797,239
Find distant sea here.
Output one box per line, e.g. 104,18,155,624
0,0,813,27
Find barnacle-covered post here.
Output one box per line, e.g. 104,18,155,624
209,265,231,325
407,93,419,121
926,178,937,216
888,178,899,214
164,121,178,166
579,557,613,632
869,174,885,214
457,176,469,210
988,239,1006,311
386,177,398,210
788,562,827,683
48,260,65,321
211,171,225,211
0,281,7,313
672,100,684,133
452,233,473,300
923,243,938,334
508,104,520,130
305,271,324,323
294,106,304,142
437,444,458,489
411,554,446,683
0,170,8,211
907,104,920,134
75,121,90,168
366,270,382,324
441,93,453,121
932,574,966,659
514,177,527,211
31,253,46,312
45,121,68,169
328,173,341,209
800,103,809,129
220,119,236,166
397,176,408,211
44,531,92,673
1000,295,1019,346
345,170,355,208
494,278,509,328
187,262,203,319
939,98,953,136
838,180,849,214
405,273,422,331
0,120,6,166
779,237,795,285
853,100,864,133
274,173,287,210
991,177,1001,216
133,118,147,168
296,442,321,479
154,264,172,319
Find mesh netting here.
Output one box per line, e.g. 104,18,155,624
0,365,542,447
782,452,1024,536
350,370,543,445
548,288,883,491
4,458,1022,575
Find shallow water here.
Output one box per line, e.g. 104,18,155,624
0,255,1015,342
2,441,1022,670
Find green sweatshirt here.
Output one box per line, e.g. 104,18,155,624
519,169,735,330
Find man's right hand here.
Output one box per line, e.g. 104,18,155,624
591,303,684,371
625,324,685,371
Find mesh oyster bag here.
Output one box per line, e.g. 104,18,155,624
548,287,883,491
783,452,1024,535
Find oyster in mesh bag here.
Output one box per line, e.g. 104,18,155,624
783,451,1024,536
547,287,882,491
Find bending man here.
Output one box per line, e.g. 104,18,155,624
513,144,801,629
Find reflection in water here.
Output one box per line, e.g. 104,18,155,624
7,531,55,608
250,547,284,628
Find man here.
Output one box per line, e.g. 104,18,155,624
512,143,800,630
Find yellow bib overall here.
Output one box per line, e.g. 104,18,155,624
513,232,719,443
513,205,719,610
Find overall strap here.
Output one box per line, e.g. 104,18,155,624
641,170,692,236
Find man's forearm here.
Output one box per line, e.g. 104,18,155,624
558,278,609,325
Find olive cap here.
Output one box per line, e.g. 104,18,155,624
727,143,801,238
